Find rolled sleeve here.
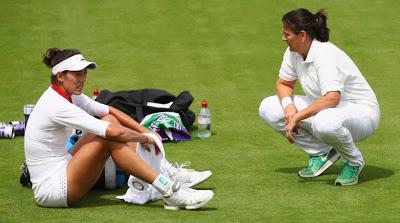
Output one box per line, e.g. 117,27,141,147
52,105,110,137
320,80,344,96
72,94,109,118
88,101,109,118
279,48,298,81
315,56,345,96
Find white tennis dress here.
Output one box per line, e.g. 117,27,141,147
24,86,110,207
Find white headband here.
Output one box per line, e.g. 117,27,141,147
51,54,96,75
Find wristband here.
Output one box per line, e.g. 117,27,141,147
281,97,293,109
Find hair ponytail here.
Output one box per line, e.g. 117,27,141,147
42,48,81,84
282,8,330,42
42,48,80,68
43,48,61,68
315,9,329,42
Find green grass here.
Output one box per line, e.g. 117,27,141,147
1,0,399,222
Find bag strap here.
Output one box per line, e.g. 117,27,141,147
19,161,32,188
136,106,144,122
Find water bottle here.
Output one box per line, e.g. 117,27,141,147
197,100,211,138
24,104,35,130
92,88,100,100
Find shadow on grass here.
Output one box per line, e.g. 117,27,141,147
71,191,217,211
191,187,216,190
275,165,340,175
359,165,394,184
188,125,218,140
275,165,394,185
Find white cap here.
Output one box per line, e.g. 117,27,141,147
51,54,96,75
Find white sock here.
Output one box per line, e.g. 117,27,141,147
151,174,173,198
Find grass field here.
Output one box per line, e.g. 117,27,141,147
1,0,399,222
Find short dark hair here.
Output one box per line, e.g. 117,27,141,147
42,48,81,84
282,8,330,42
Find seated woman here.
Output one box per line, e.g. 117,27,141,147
24,48,213,210
67,129,213,194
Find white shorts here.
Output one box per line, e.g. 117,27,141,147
30,156,70,207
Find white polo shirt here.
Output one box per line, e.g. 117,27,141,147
24,87,110,184
279,39,379,112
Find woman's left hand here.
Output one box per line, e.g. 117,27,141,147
141,134,156,152
285,114,299,144
151,130,162,141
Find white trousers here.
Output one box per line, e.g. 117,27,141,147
259,95,380,166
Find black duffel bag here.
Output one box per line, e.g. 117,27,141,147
96,89,196,129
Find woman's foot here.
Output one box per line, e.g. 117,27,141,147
335,160,363,186
298,148,340,178
163,187,214,210
164,161,212,188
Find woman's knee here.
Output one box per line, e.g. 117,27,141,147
72,132,111,156
259,96,284,127
312,111,342,143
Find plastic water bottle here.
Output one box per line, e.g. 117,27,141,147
92,88,99,100
197,100,211,138
24,104,35,130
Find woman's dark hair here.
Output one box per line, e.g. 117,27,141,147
42,48,80,84
282,8,329,42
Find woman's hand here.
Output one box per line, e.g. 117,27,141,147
284,103,297,125
144,134,156,145
284,104,299,144
141,134,156,152
150,130,162,141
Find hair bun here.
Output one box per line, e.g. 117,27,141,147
315,9,329,42
43,48,61,68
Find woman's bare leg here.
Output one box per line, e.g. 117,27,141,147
66,115,158,206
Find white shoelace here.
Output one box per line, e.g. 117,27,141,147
174,161,195,172
172,161,195,182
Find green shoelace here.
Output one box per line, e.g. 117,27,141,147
340,164,358,178
309,156,322,170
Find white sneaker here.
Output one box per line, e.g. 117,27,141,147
166,161,212,188
163,187,214,210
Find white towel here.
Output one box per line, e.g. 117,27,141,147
116,133,170,204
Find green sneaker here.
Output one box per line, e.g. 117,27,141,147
335,161,363,186
298,149,340,178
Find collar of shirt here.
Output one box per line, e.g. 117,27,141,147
51,84,72,103
304,39,320,64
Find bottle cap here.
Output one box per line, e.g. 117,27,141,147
24,104,35,115
93,88,100,96
201,100,208,107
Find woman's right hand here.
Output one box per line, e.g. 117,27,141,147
284,104,299,143
141,134,156,152
146,135,156,144
284,103,298,125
